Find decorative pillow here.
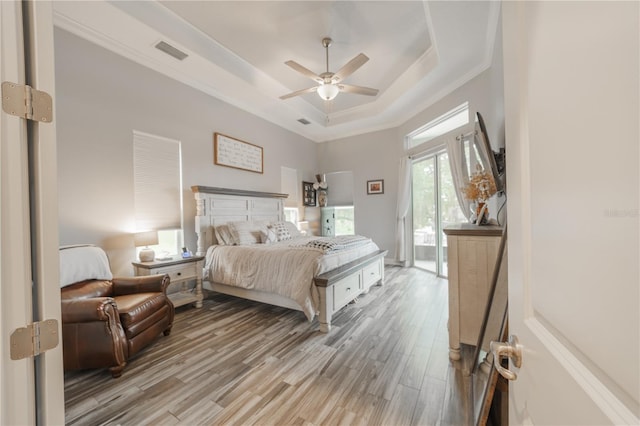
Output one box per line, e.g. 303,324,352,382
305,238,337,253
214,224,234,245
283,221,301,238
269,221,291,241
260,227,278,244
59,245,113,287
227,221,268,245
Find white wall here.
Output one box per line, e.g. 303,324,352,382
54,28,318,275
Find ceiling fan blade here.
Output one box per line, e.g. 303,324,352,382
284,60,323,83
338,83,379,96
332,53,369,82
279,86,318,100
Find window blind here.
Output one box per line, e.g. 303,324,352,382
133,131,183,232
280,166,299,207
325,171,354,206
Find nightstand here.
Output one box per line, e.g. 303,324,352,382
132,255,205,308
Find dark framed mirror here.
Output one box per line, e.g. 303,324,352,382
460,112,505,193
472,228,508,426
475,112,505,193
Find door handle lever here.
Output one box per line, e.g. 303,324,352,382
490,334,523,381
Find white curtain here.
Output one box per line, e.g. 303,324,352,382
446,136,472,220
395,156,411,264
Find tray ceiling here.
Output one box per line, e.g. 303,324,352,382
53,1,500,142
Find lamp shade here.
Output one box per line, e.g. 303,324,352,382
317,83,339,101
134,231,158,247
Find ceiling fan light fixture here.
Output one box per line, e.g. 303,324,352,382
281,36,377,101
317,83,339,101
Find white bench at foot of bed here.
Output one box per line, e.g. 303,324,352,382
314,249,387,332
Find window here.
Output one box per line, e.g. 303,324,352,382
281,166,301,228
280,166,299,208
321,172,355,236
407,102,469,149
412,152,466,276
156,229,182,258
408,102,470,276
284,207,299,224
133,131,183,256
334,206,355,236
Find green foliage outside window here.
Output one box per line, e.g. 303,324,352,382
335,207,354,235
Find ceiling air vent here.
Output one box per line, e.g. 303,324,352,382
154,41,188,61
297,118,311,125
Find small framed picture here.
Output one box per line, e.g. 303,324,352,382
367,179,384,195
302,181,316,206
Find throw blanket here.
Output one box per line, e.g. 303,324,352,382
206,243,323,320
204,235,378,321
290,235,372,253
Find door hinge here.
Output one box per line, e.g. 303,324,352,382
10,319,59,360
2,81,53,123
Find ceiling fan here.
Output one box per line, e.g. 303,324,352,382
280,37,379,101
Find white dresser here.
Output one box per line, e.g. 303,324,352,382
444,224,502,360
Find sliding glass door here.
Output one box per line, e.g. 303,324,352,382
412,151,466,276
412,157,437,273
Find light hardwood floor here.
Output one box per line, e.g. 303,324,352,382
64,266,477,425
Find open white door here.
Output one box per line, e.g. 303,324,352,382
0,1,64,424
0,2,37,422
502,1,639,425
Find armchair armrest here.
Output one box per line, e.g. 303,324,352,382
61,297,128,376
112,274,170,295
61,297,119,323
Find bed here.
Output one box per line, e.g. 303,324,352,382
192,185,387,332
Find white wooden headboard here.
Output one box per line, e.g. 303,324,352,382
191,186,287,255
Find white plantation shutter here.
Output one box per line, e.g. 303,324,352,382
133,131,183,232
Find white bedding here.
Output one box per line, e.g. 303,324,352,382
204,235,380,320
59,245,113,287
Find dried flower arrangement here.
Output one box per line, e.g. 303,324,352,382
464,165,497,203
313,174,327,190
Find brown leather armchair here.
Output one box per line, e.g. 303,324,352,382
60,246,174,378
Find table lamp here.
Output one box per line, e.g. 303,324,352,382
134,231,158,262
